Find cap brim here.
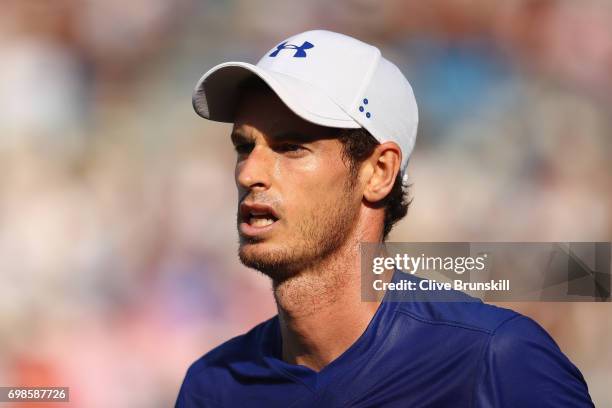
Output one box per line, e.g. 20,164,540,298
192,62,360,128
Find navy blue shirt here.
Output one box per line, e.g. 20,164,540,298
176,275,593,407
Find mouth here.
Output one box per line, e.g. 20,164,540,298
239,202,280,237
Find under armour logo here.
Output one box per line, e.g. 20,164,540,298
269,41,314,58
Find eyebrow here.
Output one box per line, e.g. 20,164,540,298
273,131,316,143
230,129,315,145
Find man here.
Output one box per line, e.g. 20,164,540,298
176,30,593,407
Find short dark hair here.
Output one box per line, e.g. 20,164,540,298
236,77,411,240
338,128,411,241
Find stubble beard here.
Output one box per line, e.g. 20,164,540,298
238,183,358,285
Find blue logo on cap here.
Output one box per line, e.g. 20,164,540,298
269,41,314,58
359,98,372,119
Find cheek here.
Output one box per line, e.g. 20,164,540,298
281,163,353,217
279,144,347,181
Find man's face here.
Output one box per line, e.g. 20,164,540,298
232,87,362,282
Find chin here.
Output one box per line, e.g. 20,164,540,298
238,240,301,282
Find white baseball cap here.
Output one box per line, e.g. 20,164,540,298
192,29,418,171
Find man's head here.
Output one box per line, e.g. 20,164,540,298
191,29,418,281
233,79,408,282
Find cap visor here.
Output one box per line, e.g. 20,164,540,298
192,62,360,128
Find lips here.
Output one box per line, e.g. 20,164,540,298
239,202,280,237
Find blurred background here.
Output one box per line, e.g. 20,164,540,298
0,0,611,406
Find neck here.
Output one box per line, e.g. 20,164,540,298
273,234,381,372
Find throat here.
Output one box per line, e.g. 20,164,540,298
274,268,379,371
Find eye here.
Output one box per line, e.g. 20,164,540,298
234,142,254,155
275,143,304,153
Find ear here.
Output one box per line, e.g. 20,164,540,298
362,142,402,204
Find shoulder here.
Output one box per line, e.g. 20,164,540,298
393,287,519,335
193,324,264,369
385,271,519,334
392,297,593,406
187,316,276,376
484,313,588,383
473,314,594,407
176,317,278,406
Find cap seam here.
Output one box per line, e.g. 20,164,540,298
263,68,360,123
350,47,381,116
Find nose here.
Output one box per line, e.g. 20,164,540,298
236,144,273,192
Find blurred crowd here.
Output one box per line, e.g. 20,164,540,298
0,0,611,406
